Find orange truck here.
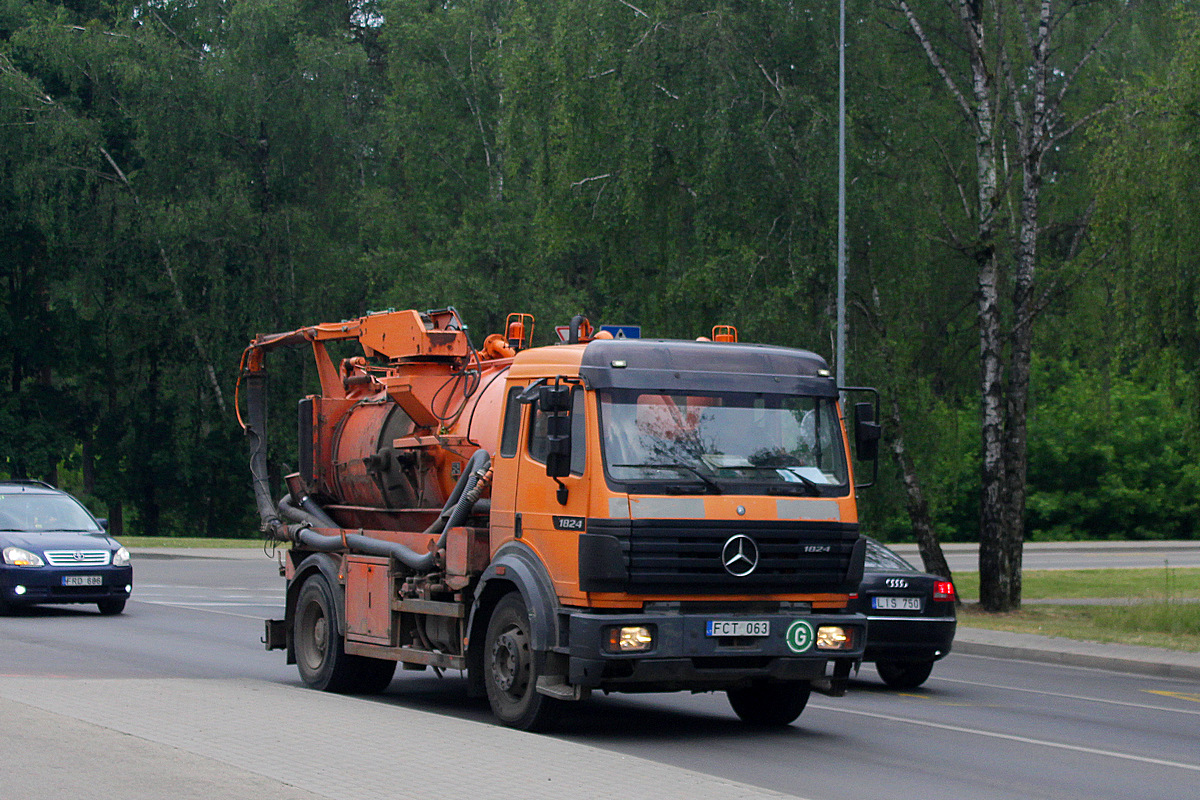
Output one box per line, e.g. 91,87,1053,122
239,308,880,730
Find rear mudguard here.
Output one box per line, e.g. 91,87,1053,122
284,552,345,665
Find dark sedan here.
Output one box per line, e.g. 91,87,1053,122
0,481,133,615
849,537,957,689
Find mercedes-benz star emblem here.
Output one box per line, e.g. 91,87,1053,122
721,534,759,577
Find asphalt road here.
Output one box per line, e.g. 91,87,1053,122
891,540,1200,572
2,548,1197,800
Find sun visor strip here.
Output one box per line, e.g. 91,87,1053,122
579,339,838,397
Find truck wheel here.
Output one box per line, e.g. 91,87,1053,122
353,656,398,695
295,575,354,691
295,575,397,694
727,681,811,727
875,659,935,690
97,598,126,615
483,592,559,731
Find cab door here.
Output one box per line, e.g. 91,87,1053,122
514,382,590,600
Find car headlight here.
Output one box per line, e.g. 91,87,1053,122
112,547,131,567
3,546,44,567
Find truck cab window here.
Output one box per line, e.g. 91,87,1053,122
597,389,848,493
500,386,524,458
528,387,586,475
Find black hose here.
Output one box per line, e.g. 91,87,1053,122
287,448,493,573
294,527,443,572
423,449,492,536
568,314,586,344
278,495,328,528
243,371,288,540
298,495,339,528
442,452,491,536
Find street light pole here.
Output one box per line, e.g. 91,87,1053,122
836,0,847,389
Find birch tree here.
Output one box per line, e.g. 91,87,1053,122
894,0,1130,610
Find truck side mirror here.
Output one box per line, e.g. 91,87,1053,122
854,402,882,461
539,383,572,413
540,384,574,503
545,411,572,479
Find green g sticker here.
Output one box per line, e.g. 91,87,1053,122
785,620,814,653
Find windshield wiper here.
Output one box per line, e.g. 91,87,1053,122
734,465,825,495
611,463,724,494
766,483,821,496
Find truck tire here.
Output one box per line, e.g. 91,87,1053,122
294,574,396,694
727,681,811,727
875,659,934,690
483,592,560,731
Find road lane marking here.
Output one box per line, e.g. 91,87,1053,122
132,600,275,621
934,676,1200,717
1145,690,1200,704
812,703,1200,773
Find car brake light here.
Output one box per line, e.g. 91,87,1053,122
933,580,955,601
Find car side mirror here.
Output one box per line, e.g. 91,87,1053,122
96,518,109,530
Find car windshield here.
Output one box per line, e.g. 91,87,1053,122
598,389,848,494
865,540,917,571
0,493,102,533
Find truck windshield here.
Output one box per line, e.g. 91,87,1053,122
597,389,848,494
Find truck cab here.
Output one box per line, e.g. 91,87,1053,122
478,338,869,728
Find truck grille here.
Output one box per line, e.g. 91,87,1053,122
43,550,111,566
589,519,860,594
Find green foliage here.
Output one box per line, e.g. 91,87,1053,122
0,0,1195,545
1025,359,1200,540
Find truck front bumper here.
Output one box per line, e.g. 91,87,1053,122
563,609,865,694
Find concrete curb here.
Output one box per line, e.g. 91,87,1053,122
954,626,1200,682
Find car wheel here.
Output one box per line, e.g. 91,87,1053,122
97,598,126,615
727,681,811,727
483,592,560,731
876,659,935,690
294,574,396,694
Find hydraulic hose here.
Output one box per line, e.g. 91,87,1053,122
423,449,492,536
242,370,288,541
285,449,493,574
293,527,444,572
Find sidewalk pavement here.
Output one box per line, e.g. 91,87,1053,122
3,547,1195,800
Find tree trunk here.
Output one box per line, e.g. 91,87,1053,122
961,0,1017,613
107,500,123,537
864,273,954,584
996,0,1053,611
888,393,954,584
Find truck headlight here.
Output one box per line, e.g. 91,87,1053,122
815,626,854,650
3,547,44,567
605,625,654,653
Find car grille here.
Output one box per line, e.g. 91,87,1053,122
43,549,112,566
590,519,860,593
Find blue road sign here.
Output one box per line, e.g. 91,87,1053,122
600,325,641,339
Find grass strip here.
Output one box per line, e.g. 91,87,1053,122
121,536,265,549
952,567,1200,601
959,603,1200,652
